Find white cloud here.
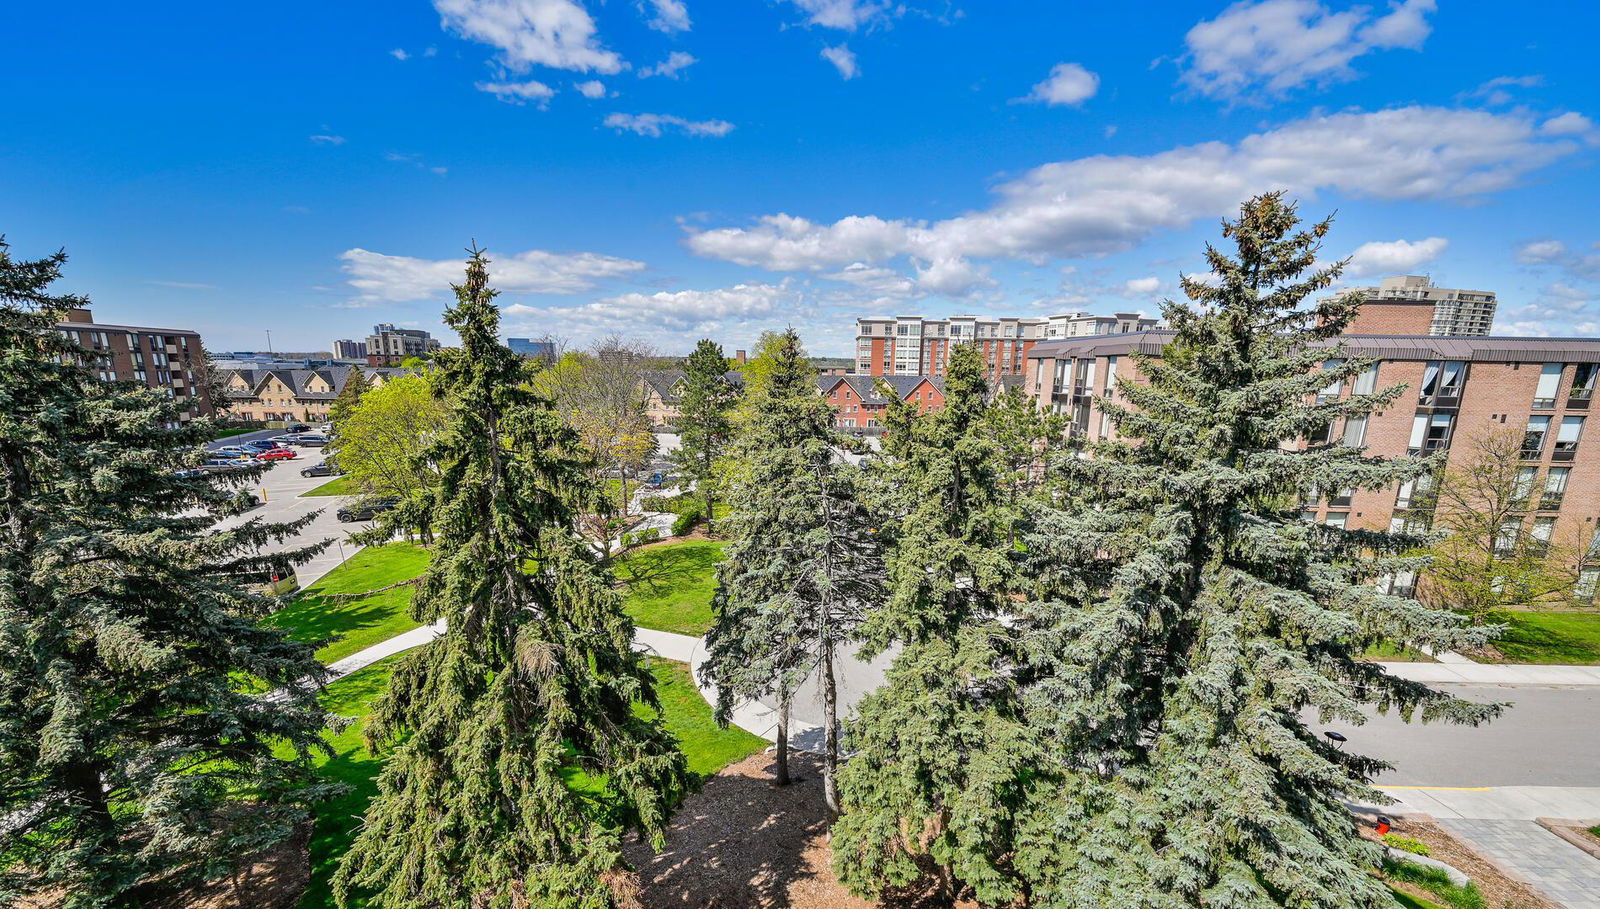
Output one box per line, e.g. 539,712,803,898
821,44,859,80
641,0,690,32
433,0,624,74
309,134,346,145
476,79,556,105
1122,276,1162,295
1496,284,1600,337
1541,112,1597,139
1517,239,1568,264
604,112,734,137
390,48,410,61
781,0,887,30
504,282,801,346
822,262,915,297
1345,236,1448,276
574,79,608,98
1180,0,1436,103
340,247,646,302
1462,74,1542,106
639,50,697,79
1022,62,1099,107
688,106,1584,291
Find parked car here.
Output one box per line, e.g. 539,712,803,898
284,423,311,434
241,439,281,452
337,496,400,523
213,445,257,458
295,434,330,448
255,447,298,461
300,459,341,477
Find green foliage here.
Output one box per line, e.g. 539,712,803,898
670,338,739,530
1389,887,1449,909
700,328,884,805
1003,194,1501,907
328,365,370,432
671,502,704,537
1382,858,1484,909
1490,610,1600,664
302,474,357,496
615,540,726,635
264,543,431,664
331,248,688,909
636,660,766,778
1382,834,1431,856
330,371,447,542
835,343,1037,904
0,238,338,907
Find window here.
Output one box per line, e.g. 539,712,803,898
1324,512,1348,529
1570,363,1598,403
1103,356,1118,393
1409,412,1453,453
1530,517,1557,555
1577,569,1599,602
1542,467,1570,509
1419,360,1464,403
1352,362,1380,396
1319,359,1345,401
1494,520,1520,557
1309,420,1334,446
1534,364,1563,409
1523,415,1552,457
1512,466,1538,506
1342,415,1368,447
1555,416,1585,459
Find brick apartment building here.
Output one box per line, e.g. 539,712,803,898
1343,276,1498,335
821,374,946,433
854,312,1158,379
365,323,440,366
55,307,213,419
222,365,414,423
1026,330,1600,602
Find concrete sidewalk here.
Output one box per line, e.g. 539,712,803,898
1383,660,1600,686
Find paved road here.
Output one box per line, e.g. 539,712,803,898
210,451,366,588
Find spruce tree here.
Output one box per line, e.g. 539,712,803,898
328,363,371,432
1013,194,1500,907
331,248,688,909
669,338,737,531
833,343,1037,903
699,329,883,806
0,238,338,907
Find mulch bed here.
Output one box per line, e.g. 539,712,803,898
1361,815,1557,908
624,752,970,909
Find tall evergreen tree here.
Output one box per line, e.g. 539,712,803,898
327,363,371,432
833,343,1037,903
699,329,883,806
669,338,737,531
332,248,688,909
0,238,338,907
1012,194,1500,907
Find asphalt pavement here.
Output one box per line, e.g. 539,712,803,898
209,448,366,588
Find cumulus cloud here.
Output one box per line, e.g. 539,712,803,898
781,0,888,30
822,263,915,298
1122,276,1162,295
476,79,556,105
1515,238,1600,281
604,112,734,137
503,282,802,346
639,50,697,78
688,106,1583,292
574,79,608,98
640,0,690,32
1541,112,1597,139
1496,284,1600,337
1517,239,1568,264
340,247,646,303
309,134,346,145
1345,236,1448,276
433,0,624,74
1180,0,1436,103
821,45,859,79
1022,62,1099,107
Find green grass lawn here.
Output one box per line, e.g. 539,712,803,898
302,475,358,497
1364,641,1436,662
1389,886,1448,909
215,427,257,438
614,539,725,635
266,543,431,664
298,656,762,909
1490,611,1600,664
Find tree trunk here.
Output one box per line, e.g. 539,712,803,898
822,643,841,814
774,694,791,786
62,760,114,835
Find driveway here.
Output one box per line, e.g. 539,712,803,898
211,453,365,588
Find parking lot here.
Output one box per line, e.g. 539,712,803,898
209,446,369,589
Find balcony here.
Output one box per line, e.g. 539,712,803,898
1539,493,1565,511
1533,397,1557,410
1553,443,1579,462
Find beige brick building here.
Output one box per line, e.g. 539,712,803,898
222,365,413,424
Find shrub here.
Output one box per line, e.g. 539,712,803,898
671,504,703,537
1383,858,1483,909
640,528,661,544
1383,834,1431,857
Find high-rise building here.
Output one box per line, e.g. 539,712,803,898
1345,276,1497,336
54,307,214,418
365,323,440,366
854,312,1158,378
331,338,368,360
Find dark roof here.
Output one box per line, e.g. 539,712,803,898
819,374,946,405
223,365,414,400
1027,330,1600,364
643,369,745,403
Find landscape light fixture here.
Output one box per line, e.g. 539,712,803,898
1324,731,1348,748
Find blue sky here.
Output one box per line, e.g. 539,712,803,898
3,0,1597,356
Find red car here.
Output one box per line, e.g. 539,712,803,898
255,447,298,461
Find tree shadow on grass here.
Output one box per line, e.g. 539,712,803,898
267,595,401,656
617,543,723,599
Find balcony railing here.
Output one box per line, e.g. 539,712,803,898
1539,493,1565,510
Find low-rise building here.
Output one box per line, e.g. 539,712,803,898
221,365,413,424
55,307,213,419
820,374,946,434
641,369,745,427
366,323,440,366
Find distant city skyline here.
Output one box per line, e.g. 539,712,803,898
4,0,1598,355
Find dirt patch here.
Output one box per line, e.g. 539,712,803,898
624,752,971,909
1362,815,1557,909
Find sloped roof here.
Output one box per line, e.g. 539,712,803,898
643,369,746,403
224,365,413,400
819,374,946,405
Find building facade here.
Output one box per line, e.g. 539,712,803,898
507,337,556,361
365,323,440,366
221,365,413,423
1026,331,1600,601
640,369,745,427
820,374,946,434
55,307,213,418
1344,276,1498,336
854,312,1158,379
331,338,368,360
